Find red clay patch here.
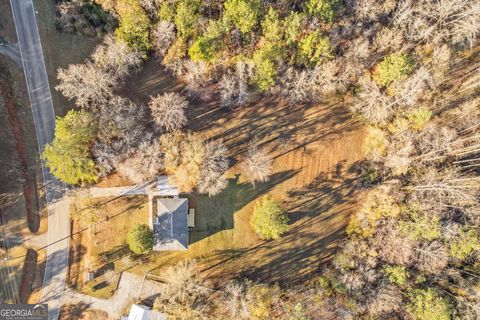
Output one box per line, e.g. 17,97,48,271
18,248,37,303
0,79,39,232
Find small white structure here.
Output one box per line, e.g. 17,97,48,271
157,176,179,197
122,304,166,320
188,208,195,229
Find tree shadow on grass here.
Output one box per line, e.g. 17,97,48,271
59,302,91,320
188,169,300,244
200,161,363,286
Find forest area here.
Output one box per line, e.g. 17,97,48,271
44,0,480,319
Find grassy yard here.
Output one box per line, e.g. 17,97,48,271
133,130,364,286
68,196,148,298
33,0,99,116
118,60,366,286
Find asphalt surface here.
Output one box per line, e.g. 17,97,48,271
10,0,69,319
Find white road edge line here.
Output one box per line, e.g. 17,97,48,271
9,0,69,316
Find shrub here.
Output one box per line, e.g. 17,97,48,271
253,43,280,91
449,229,479,261
407,107,432,131
305,0,339,22
383,265,409,285
42,110,98,185
56,0,116,37
261,7,281,43
372,53,414,86
284,12,304,44
126,223,153,254
346,190,400,237
399,205,441,241
250,197,289,240
245,282,281,319
362,126,387,160
115,0,151,53
298,31,334,67
224,0,262,33
188,37,215,62
174,0,201,38
407,289,452,320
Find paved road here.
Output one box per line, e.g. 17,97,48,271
10,0,69,319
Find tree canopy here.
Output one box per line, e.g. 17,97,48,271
126,223,153,254
42,110,98,185
250,197,289,240
224,0,262,34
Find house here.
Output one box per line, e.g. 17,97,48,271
89,175,194,251
121,304,166,320
152,197,189,251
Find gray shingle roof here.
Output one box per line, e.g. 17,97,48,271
153,198,188,251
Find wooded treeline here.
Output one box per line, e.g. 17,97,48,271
50,0,480,318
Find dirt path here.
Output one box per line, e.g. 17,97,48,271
62,272,163,318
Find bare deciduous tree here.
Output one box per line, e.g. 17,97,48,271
413,241,449,273
374,28,405,53
394,67,432,107
410,167,480,207
367,285,404,317
354,0,396,21
161,132,205,192
393,0,480,47
148,92,188,132
183,60,211,91
92,142,119,177
152,20,176,57
279,60,350,103
242,141,273,185
117,139,164,183
373,222,415,266
56,61,117,108
92,34,142,78
219,61,251,108
430,43,451,83
222,282,250,319
198,141,229,196
350,76,393,124
153,260,210,319
93,97,148,176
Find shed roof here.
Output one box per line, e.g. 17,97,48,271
123,304,166,320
